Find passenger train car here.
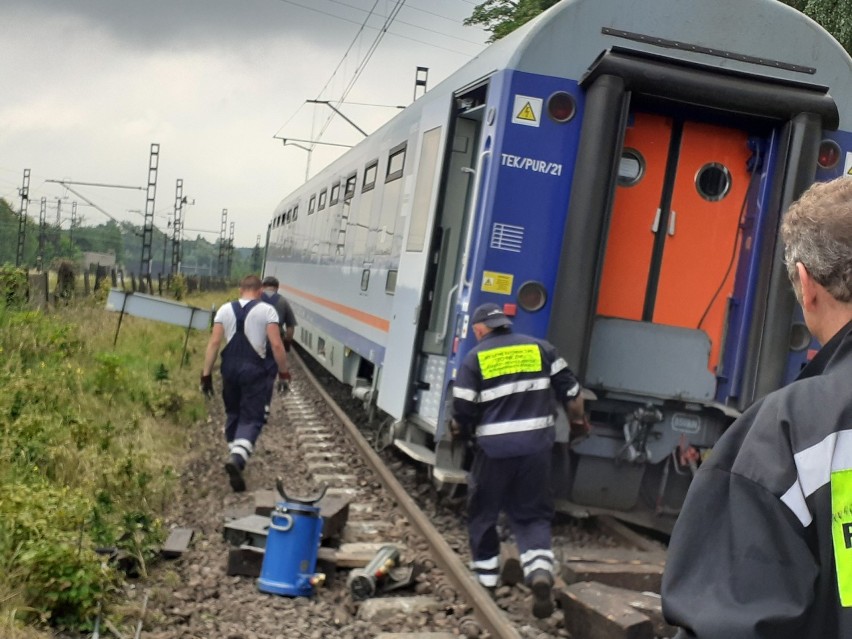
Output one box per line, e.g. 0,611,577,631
264,0,852,530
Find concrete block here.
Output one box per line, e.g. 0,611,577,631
557,581,654,639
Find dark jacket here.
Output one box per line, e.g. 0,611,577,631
662,320,852,638
452,328,580,458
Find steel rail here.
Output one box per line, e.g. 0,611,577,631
294,351,522,639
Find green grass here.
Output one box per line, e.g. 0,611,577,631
0,289,216,634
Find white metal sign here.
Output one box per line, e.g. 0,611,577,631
511,95,542,127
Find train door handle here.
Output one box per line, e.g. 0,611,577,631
436,284,459,343
651,208,661,233
650,209,677,235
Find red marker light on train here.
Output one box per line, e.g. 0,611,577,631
817,140,841,169
547,91,576,123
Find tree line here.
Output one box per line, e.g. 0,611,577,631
0,197,263,279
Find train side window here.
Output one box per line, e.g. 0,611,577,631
385,269,397,294
696,163,731,201
293,204,299,221
286,208,292,223
617,148,644,187
330,183,340,205
363,161,378,192
318,189,327,211
361,269,370,291
344,172,357,201
386,142,407,182
308,195,316,214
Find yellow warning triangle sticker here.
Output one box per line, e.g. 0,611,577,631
847,165,852,176
516,102,537,121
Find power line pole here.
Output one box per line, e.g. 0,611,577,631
413,66,429,101
227,221,235,278
36,197,47,272
161,213,171,276
15,169,30,268
171,179,184,275
217,208,228,277
70,202,77,247
54,197,63,253
139,143,160,277
251,234,262,272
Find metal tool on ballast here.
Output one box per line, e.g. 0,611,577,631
347,544,416,600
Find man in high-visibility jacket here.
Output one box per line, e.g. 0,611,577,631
452,302,586,618
662,178,852,637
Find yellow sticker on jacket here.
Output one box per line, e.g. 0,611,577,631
831,469,852,606
477,344,541,380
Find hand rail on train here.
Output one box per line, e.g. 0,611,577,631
436,283,459,343
460,149,492,291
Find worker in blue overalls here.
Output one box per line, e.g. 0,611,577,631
452,303,587,618
201,274,289,492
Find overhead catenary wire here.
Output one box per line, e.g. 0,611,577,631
323,0,485,45
313,0,409,144
272,0,474,56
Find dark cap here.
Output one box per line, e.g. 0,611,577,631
261,276,279,288
471,303,512,329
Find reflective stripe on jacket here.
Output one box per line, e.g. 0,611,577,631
452,329,580,458
662,320,852,638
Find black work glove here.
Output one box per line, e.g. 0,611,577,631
200,373,214,398
277,371,291,394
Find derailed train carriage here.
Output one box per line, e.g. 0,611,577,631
264,0,852,531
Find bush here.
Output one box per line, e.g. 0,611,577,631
0,266,28,309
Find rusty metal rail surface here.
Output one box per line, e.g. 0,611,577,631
295,351,522,639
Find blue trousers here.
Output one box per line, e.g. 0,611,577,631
468,446,555,585
222,361,268,465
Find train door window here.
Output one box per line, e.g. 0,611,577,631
385,269,398,294
363,161,378,192
361,269,370,291
386,142,406,182
330,183,340,205
344,173,357,201
618,149,645,187
406,126,442,252
318,189,327,211
308,195,316,214
695,163,732,201
293,205,299,221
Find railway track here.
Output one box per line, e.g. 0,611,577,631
134,352,672,638
294,350,676,638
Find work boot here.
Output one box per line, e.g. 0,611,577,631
528,569,554,619
224,455,246,492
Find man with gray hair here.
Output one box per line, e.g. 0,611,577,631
662,177,852,638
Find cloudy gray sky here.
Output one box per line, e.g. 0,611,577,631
0,0,488,248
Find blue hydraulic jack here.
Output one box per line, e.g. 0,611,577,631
258,478,326,597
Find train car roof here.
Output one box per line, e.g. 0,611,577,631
275,0,852,212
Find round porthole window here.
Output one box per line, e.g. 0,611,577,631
617,149,644,187
696,163,731,201
517,280,547,312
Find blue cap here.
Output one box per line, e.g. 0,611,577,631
471,303,512,328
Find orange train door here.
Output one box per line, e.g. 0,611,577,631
596,112,751,373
